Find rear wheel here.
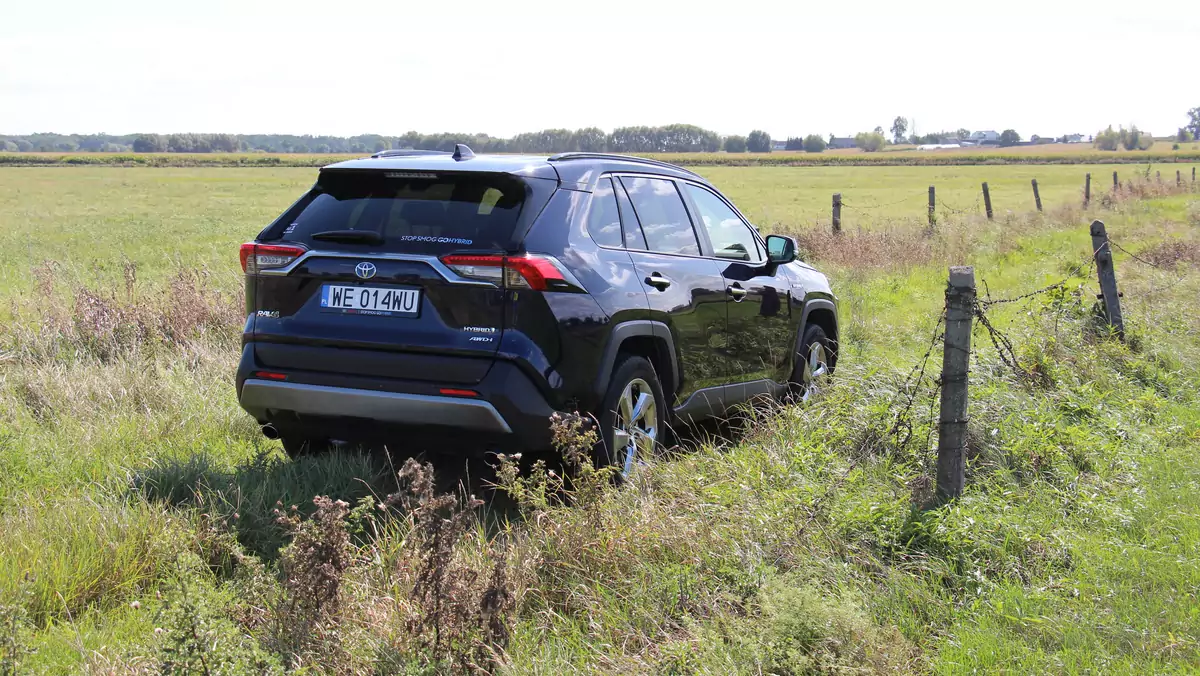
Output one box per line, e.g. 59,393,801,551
790,324,833,403
598,356,668,479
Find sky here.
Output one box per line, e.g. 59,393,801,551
1,0,1197,140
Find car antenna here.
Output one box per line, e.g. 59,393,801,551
452,144,475,161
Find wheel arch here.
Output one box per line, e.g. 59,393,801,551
594,320,679,404
799,298,839,370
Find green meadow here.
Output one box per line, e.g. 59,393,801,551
0,164,1198,674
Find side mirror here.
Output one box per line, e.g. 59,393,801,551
766,235,797,264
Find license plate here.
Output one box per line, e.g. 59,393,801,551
319,284,420,317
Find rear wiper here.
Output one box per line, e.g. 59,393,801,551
310,230,384,245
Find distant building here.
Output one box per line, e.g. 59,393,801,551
969,130,1001,143
917,143,963,151
771,140,788,151
1065,134,1086,143
828,136,856,149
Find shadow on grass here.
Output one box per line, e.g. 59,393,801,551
133,449,398,559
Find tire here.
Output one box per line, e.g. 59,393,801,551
789,324,833,403
280,434,326,459
597,355,668,479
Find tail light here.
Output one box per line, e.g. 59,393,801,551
440,254,583,292
240,243,306,274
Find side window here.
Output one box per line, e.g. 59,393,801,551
619,176,700,256
614,179,647,249
585,177,624,248
685,184,761,262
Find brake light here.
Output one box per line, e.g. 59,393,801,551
240,243,306,274
440,254,579,291
438,388,479,397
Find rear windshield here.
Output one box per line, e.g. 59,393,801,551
266,171,527,254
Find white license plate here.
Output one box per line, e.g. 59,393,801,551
319,285,420,317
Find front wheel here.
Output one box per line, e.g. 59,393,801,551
790,324,833,402
598,356,668,479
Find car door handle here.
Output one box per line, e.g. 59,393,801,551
645,273,672,290
728,284,748,301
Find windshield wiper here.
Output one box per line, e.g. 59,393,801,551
310,230,384,245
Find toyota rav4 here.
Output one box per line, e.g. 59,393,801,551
236,146,837,473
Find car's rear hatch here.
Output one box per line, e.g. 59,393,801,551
247,167,555,384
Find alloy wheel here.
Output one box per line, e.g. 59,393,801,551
610,377,658,477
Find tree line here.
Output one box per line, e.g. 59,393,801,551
0,125,772,155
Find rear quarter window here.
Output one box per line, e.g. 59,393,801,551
266,171,528,254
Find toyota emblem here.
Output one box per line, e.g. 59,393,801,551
355,262,377,279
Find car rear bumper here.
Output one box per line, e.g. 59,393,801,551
236,344,556,449
239,381,513,433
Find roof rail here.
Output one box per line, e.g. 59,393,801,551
547,152,701,178
370,149,452,159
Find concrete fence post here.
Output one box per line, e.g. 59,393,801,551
832,193,842,234
936,266,975,504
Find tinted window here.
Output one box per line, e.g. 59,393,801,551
685,184,761,262
619,176,699,256
266,171,526,254
585,177,623,248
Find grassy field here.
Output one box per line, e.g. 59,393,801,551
0,165,1198,673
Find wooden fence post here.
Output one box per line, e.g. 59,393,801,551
1156,171,1162,184
832,193,842,234
1113,170,1119,191
1031,178,1042,211
936,266,975,504
1090,220,1125,339
1084,173,1091,207
1179,170,1183,187
928,185,936,229
982,182,994,220
1193,167,1196,185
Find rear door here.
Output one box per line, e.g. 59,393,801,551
615,175,729,400
249,169,551,384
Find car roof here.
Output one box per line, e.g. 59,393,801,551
321,150,709,191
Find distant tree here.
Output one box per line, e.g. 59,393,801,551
802,134,827,153
955,128,971,140
1120,125,1152,151
873,126,884,135
1094,126,1120,151
574,127,608,152
1179,128,1195,143
999,129,1021,147
724,135,748,153
854,131,886,152
784,136,805,151
0,140,17,152
1188,106,1200,139
746,130,772,153
15,140,32,152
132,134,165,152
890,117,908,144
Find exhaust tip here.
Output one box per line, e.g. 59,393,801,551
261,424,280,440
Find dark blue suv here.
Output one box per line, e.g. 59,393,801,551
236,146,837,472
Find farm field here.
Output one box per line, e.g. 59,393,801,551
0,165,1199,673
3,140,1200,170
